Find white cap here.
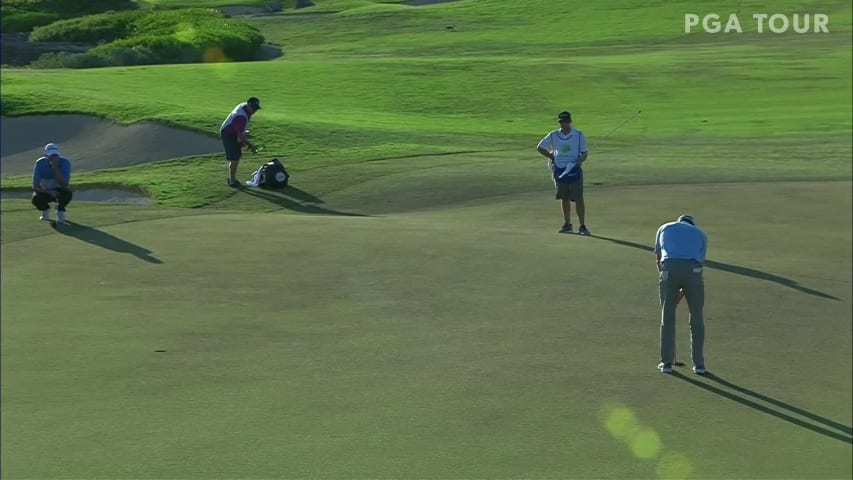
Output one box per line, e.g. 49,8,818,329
44,143,60,156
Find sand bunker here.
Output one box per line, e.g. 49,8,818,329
1,114,223,178
1,188,152,205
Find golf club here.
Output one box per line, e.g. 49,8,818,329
589,109,642,150
551,109,642,178
545,109,643,170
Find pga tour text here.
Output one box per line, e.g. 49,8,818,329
685,13,830,33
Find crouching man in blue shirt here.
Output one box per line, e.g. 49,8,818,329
32,143,73,223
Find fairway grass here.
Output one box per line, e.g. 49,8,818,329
2,182,851,478
1,0,851,477
1,0,851,208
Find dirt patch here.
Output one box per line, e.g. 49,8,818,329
1,188,152,205
0,115,223,178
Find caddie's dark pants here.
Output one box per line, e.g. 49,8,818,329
32,188,73,211
659,259,705,367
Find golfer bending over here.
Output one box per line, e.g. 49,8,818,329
536,111,590,235
220,96,261,188
654,214,708,374
32,143,72,223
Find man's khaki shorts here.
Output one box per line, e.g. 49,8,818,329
555,178,583,201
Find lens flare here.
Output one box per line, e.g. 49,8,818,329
604,404,640,440
657,452,694,479
629,426,662,459
203,47,227,63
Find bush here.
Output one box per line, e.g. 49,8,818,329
30,11,140,44
1,0,136,16
0,0,136,32
0,7,60,32
29,51,100,68
28,8,266,68
98,34,200,64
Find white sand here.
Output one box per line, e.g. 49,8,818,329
0,188,152,205
1,114,223,178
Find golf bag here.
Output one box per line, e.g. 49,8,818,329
252,158,290,189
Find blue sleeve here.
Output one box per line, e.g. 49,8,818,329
32,162,41,186
699,232,707,264
61,158,71,181
579,132,588,153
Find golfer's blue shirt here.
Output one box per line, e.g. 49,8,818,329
32,156,71,190
654,221,707,264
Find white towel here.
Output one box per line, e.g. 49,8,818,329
557,161,578,178
245,167,263,187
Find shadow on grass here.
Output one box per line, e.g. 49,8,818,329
281,185,325,204
239,186,370,217
52,221,163,264
671,371,852,444
705,374,853,436
591,235,840,301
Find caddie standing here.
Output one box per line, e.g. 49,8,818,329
536,111,590,235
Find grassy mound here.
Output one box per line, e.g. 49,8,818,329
1,0,850,208
0,0,136,32
28,8,265,68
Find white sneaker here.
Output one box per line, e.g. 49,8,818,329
39,209,51,221
693,366,708,375
56,211,67,223
658,362,673,373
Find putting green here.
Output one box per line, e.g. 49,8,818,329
2,181,850,478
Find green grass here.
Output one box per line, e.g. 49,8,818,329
2,182,851,478
1,38,850,207
1,1,852,476
138,0,267,7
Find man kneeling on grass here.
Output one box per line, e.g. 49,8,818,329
32,143,72,223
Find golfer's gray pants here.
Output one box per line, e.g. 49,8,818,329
659,259,705,367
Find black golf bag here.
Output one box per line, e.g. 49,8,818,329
257,158,290,189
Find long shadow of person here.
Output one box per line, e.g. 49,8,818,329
671,371,852,444
704,373,853,435
591,235,840,301
240,186,370,217
280,185,325,204
52,221,163,264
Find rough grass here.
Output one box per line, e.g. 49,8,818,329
1,0,850,206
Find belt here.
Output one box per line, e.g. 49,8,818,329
662,258,700,264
